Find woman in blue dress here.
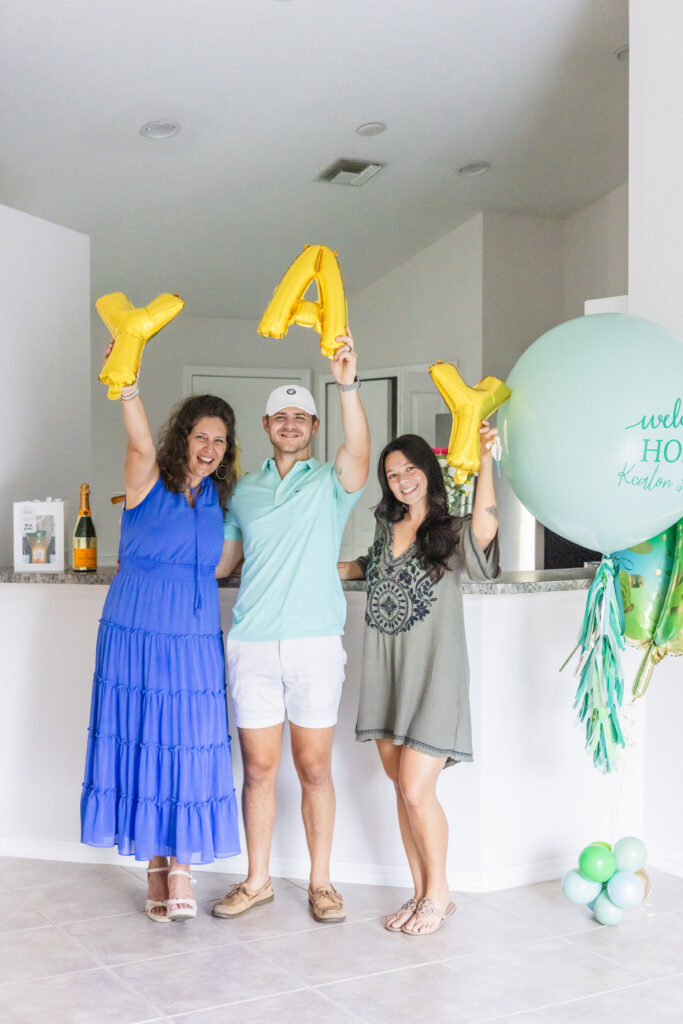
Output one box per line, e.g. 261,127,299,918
81,376,241,922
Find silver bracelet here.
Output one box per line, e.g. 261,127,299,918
120,388,140,402
338,376,361,392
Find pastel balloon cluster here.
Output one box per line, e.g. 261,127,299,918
562,837,649,926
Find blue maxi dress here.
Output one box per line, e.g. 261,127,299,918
81,477,240,864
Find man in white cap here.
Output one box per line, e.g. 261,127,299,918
214,331,369,923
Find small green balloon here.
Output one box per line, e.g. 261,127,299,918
578,843,617,883
593,841,612,851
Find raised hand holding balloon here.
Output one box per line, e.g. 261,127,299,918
97,292,185,399
257,244,348,358
429,362,510,484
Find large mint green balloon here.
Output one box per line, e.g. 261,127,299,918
499,314,683,553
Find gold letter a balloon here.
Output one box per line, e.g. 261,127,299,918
257,244,348,358
97,292,186,399
429,362,511,483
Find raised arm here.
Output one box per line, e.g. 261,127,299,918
330,329,370,494
120,384,159,505
100,334,158,506
471,420,499,550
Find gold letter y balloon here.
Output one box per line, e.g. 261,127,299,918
257,244,348,358
429,363,511,483
97,292,186,399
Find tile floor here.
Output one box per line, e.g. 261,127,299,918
0,857,681,1023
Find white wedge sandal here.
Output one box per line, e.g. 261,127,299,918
167,868,197,921
145,865,170,924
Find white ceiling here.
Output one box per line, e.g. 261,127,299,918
0,0,628,319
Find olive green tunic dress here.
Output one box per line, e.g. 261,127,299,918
355,516,500,767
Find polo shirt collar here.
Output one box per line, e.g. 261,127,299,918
262,456,318,474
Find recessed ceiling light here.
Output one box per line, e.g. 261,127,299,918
139,120,181,140
356,122,386,137
457,161,491,177
614,44,629,62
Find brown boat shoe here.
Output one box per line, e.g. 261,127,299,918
308,883,347,922
212,878,274,918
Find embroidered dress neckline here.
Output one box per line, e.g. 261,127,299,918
387,520,417,564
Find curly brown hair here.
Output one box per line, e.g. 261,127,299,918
157,394,237,508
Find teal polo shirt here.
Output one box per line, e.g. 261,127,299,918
223,457,362,641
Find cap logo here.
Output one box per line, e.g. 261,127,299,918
286,388,296,395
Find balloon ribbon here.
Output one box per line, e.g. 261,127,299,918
572,557,626,773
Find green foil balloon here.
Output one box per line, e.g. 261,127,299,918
616,528,676,646
633,519,683,697
578,843,617,883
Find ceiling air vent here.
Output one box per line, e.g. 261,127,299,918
316,158,385,187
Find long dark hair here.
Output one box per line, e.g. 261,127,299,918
157,394,237,508
375,434,457,581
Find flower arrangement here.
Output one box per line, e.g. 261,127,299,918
433,449,474,515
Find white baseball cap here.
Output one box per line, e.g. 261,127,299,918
265,384,317,417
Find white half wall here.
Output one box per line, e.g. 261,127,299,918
0,581,646,891
0,204,90,566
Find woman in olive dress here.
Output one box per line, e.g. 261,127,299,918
338,424,500,935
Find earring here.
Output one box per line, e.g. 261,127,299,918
214,462,227,481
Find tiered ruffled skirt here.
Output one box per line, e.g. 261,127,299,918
81,565,240,864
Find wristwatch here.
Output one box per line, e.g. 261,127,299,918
338,376,361,391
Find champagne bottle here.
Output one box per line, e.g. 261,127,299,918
73,483,97,571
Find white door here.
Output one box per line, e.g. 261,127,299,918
183,366,311,475
398,367,445,446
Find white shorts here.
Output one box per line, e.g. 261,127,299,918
226,635,347,730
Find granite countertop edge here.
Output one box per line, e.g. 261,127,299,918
0,566,597,594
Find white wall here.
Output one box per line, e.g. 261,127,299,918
563,182,628,320
482,212,565,570
0,204,91,566
482,211,564,379
629,0,683,875
351,213,484,382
